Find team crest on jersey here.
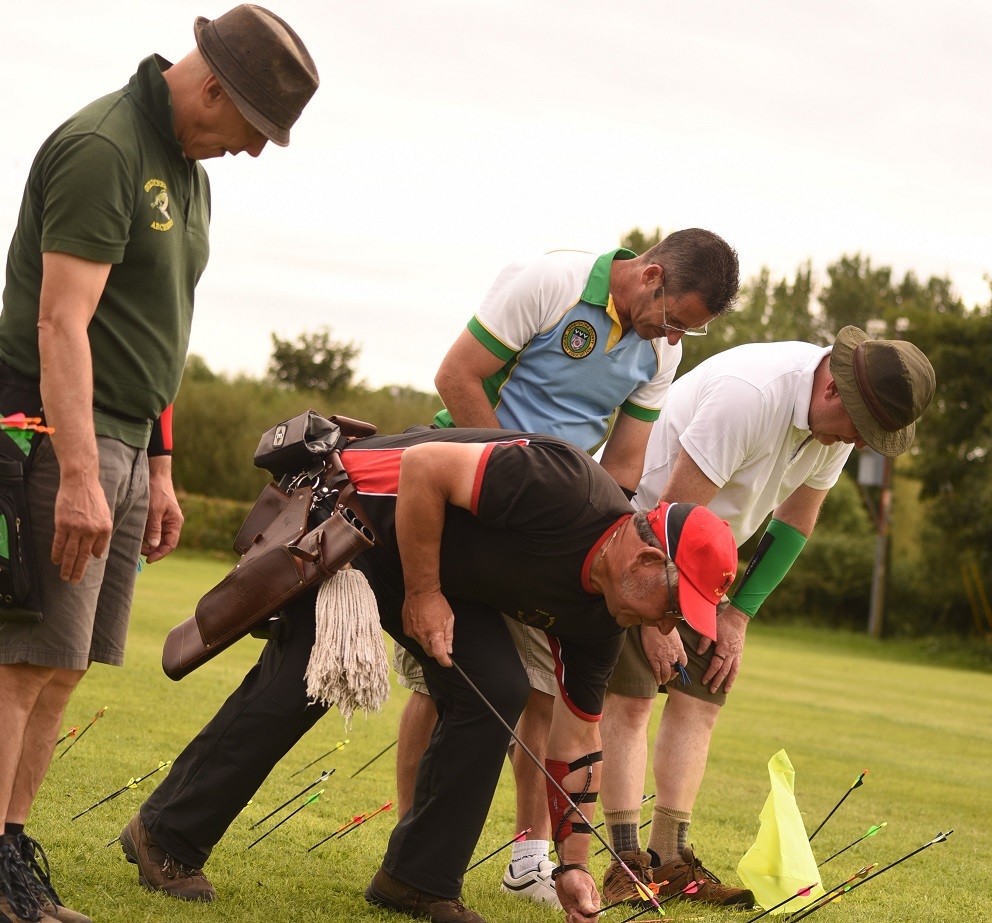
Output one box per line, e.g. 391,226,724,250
562,320,596,359
145,178,174,231
517,609,556,629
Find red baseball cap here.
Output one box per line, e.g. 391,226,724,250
645,502,738,641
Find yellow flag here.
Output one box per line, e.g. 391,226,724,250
737,750,825,914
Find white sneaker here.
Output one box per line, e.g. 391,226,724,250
500,858,561,908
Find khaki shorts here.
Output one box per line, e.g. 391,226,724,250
606,621,729,706
393,616,559,696
0,435,149,670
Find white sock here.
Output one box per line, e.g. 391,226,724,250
510,839,550,874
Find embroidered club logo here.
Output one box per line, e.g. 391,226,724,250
145,178,174,231
517,609,556,629
715,571,735,598
562,320,596,359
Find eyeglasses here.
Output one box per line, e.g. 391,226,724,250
660,284,709,337
663,560,685,620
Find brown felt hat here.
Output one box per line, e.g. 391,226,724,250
830,325,936,457
194,5,318,146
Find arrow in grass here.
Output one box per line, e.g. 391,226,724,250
289,740,349,778
808,769,867,841
819,822,887,867
466,827,532,872
72,761,172,820
743,882,818,922
336,800,394,839
783,864,876,921
349,739,397,779
249,770,334,830
58,707,108,758
790,831,953,922
308,812,368,852
246,791,323,850
56,727,78,747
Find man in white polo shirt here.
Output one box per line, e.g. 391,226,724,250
596,326,936,908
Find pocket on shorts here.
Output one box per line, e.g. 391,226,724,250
0,454,42,622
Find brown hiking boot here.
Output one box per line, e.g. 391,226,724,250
364,868,487,923
602,849,656,907
652,847,754,907
119,815,216,902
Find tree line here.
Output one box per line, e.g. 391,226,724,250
171,230,992,641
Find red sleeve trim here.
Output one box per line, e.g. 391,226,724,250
470,443,499,515
548,635,601,723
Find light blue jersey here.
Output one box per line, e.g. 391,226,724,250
434,249,679,452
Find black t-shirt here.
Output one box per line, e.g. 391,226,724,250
341,427,631,718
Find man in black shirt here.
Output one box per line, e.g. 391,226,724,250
123,427,737,923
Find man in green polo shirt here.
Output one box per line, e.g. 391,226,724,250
0,8,318,922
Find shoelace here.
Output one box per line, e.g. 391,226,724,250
0,842,44,922
161,855,206,880
686,849,723,886
16,834,62,906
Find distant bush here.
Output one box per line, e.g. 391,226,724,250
177,493,251,556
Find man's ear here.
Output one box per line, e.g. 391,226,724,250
632,545,667,573
640,262,663,288
201,73,226,108
823,375,843,403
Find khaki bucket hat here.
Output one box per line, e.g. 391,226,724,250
830,325,936,456
194,4,318,146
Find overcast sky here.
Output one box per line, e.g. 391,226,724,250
2,0,988,392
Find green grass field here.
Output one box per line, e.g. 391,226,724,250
28,552,992,923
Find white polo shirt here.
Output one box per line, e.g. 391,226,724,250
632,340,854,544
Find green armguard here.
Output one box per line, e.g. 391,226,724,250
730,519,807,617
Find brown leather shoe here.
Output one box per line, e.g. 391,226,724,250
602,849,656,908
364,868,486,923
119,815,216,902
652,847,754,907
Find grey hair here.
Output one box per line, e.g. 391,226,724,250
632,511,679,589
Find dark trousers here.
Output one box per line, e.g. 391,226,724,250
141,584,530,898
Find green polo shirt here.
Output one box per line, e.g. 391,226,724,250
0,55,210,448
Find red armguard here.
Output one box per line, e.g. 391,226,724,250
546,758,575,841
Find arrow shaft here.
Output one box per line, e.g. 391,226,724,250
250,771,333,829
744,884,818,922
336,802,392,839
349,739,397,779
290,744,344,778
792,833,952,921
450,660,659,911
466,827,532,871
247,793,322,849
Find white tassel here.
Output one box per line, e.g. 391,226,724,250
306,567,389,728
